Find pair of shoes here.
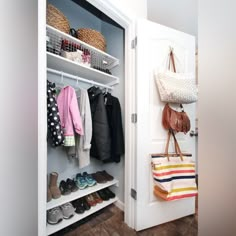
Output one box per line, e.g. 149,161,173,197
72,197,91,214
75,172,96,189
47,203,75,224
92,170,114,184
84,192,103,207
47,172,61,202
97,188,116,201
59,179,78,195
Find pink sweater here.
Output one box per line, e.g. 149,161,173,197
57,86,84,136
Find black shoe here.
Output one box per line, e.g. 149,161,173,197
103,188,116,199
59,180,71,195
66,178,78,192
81,197,91,211
97,189,110,201
72,199,85,214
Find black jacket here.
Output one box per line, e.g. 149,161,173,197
88,87,111,161
104,93,124,163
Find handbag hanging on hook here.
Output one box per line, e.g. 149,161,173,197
155,47,198,105
151,130,198,201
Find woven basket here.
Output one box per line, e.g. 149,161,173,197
77,28,106,52
47,4,70,34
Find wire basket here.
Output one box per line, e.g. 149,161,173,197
77,28,106,52
47,4,70,34
46,25,119,73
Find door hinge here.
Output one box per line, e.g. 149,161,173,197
131,37,137,49
131,188,137,200
131,113,137,123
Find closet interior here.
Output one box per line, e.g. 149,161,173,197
46,0,125,235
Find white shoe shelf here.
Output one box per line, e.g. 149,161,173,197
47,179,118,210
47,197,118,235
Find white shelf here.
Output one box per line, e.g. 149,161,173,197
47,52,119,86
46,24,119,70
47,179,118,210
47,197,118,235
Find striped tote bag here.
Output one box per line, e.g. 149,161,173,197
151,130,198,201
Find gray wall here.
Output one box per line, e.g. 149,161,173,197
47,0,125,203
147,0,197,44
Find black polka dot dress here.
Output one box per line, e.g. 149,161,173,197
47,80,65,147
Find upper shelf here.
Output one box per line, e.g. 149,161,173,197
46,25,119,70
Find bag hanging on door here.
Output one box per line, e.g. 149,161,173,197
151,130,198,201
162,103,191,134
154,48,198,104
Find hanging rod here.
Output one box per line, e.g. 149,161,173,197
47,68,114,90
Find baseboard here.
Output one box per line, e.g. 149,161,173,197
114,199,124,211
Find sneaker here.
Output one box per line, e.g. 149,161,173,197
47,207,63,225
59,180,71,195
75,173,88,190
97,189,110,201
103,188,116,199
91,192,103,204
72,199,85,214
60,202,76,219
66,178,79,192
85,194,97,207
83,172,97,187
100,171,114,181
91,172,107,184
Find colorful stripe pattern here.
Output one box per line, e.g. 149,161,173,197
151,156,198,201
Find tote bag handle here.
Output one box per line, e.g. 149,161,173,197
165,130,184,161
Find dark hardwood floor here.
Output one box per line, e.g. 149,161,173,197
52,198,198,236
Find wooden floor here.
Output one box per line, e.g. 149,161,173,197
52,198,198,236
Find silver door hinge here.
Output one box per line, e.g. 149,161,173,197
131,37,137,49
131,113,137,123
131,188,137,200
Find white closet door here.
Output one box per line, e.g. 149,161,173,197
134,19,196,231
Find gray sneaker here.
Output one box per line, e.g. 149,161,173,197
60,202,76,219
47,207,63,225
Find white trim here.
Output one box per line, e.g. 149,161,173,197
38,0,47,236
38,0,136,233
115,199,125,212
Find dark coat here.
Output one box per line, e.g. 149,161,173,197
88,87,111,161
104,93,124,163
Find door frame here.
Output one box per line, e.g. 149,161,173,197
38,0,136,235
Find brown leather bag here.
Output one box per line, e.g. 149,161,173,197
162,103,190,134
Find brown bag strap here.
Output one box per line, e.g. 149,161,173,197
169,49,176,73
168,49,184,110
164,130,184,161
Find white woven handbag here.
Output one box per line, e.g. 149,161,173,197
155,49,198,104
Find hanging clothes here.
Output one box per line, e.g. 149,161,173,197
47,80,65,147
104,92,125,163
88,86,111,161
68,89,92,168
57,86,84,146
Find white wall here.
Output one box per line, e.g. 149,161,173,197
107,0,147,18
147,0,197,40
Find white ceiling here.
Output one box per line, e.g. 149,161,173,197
147,0,197,43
